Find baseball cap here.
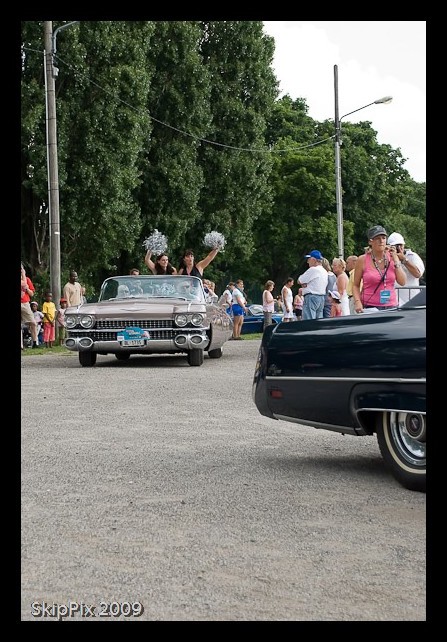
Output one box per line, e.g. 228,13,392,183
305,249,323,260
60,298,67,303
30,301,38,306
367,225,387,240
328,290,341,301
387,232,405,246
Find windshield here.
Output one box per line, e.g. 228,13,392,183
99,275,206,303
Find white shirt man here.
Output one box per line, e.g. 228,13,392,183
387,232,425,304
298,250,329,320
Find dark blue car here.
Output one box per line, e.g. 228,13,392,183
241,304,284,335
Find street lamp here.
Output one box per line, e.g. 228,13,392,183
334,64,392,259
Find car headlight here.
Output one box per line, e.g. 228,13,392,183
190,313,204,327
80,315,95,329
66,315,78,329
175,314,188,327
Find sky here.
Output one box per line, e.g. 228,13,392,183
263,21,426,183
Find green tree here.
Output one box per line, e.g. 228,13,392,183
195,21,278,286
136,21,212,266
57,21,154,283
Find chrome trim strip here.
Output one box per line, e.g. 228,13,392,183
358,407,426,416
265,375,426,384
273,414,364,436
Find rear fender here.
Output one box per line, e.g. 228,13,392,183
354,389,426,435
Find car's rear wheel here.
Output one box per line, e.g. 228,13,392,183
79,351,97,367
115,353,130,361
187,349,204,366
208,347,223,359
376,411,426,492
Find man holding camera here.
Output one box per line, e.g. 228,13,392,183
387,232,425,304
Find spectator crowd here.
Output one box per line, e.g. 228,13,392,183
21,227,425,349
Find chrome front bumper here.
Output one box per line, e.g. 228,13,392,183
65,333,210,353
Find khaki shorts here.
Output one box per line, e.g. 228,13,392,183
57,326,67,342
21,302,35,324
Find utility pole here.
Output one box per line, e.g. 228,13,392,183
333,64,393,259
44,21,61,303
43,20,79,302
334,65,343,259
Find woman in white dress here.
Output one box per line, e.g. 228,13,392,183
281,277,295,321
331,258,350,316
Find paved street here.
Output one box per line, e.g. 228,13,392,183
21,341,426,621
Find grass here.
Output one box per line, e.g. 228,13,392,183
21,344,72,356
241,333,262,340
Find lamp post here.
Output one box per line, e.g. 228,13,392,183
44,21,79,303
334,64,392,259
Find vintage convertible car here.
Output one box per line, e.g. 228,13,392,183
65,275,233,367
252,290,426,492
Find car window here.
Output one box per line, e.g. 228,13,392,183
99,276,206,302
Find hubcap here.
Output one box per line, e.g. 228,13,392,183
390,411,426,466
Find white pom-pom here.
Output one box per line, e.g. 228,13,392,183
203,231,226,251
143,229,168,254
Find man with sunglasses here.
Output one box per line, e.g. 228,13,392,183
387,232,425,304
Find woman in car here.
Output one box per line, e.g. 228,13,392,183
144,251,177,275
177,248,219,279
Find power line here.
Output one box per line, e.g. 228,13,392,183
23,45,334,155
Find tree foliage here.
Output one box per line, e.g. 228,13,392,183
21,21,426,303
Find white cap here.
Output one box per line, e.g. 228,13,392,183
387,232,405,245
328,290,341,301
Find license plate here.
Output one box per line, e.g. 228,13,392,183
121,339,145,347
117,327,150,346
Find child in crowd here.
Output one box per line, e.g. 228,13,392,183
42,291,57,348
328,290,342,317
30,301,44,345
56,298,68,346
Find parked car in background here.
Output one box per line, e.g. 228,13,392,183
64,275,233,367
241,304,284,335
252,290,426,492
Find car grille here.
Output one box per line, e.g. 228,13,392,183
96,319,173,329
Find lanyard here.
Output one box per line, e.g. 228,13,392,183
371,253,389,287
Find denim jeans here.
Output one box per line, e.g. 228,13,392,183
302,294,325,320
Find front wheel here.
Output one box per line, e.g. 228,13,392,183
208,347,223,359
187,350,204,366
79,351,97,367
376,411,426,492
115,353,130,361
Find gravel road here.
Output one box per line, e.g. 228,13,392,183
21,340,426,621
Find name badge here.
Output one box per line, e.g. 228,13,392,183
379,289,391,304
